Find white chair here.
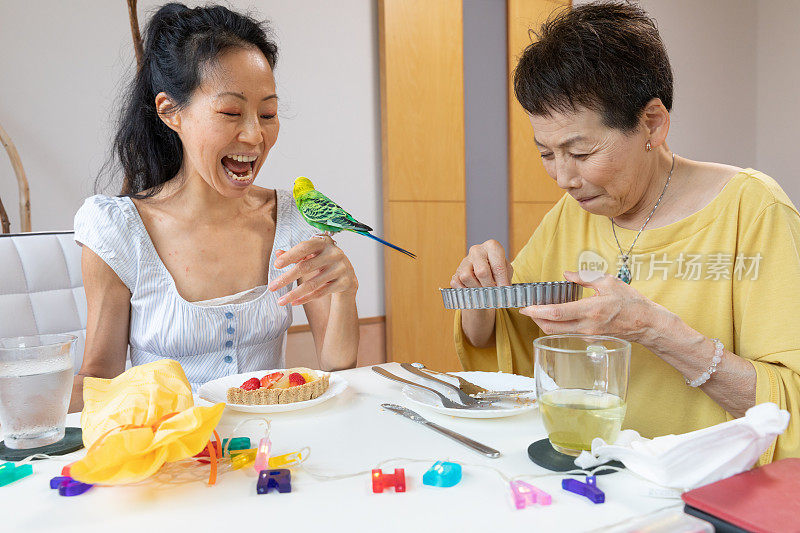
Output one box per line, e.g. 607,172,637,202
0,231,86,372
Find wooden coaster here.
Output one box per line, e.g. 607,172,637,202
527,438,623,475
0,427,83,461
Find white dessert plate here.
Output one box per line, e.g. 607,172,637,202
198,369,347,413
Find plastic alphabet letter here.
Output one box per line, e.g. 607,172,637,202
422,461,461,487
562,475,604,504
231,450,256,470
49,475,93,496
372,468,406,493
195,437,252,458
224,437,251,452
0,462,32,487
257,469,291,494
253,436,272,473
269,450,305,468
510,481,552,509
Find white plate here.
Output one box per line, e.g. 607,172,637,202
401,371,537,419
198,369,348,413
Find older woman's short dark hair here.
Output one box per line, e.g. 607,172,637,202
513,1,673,132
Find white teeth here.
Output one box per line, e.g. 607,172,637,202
222,155,256,182
229,154,257,163
224,166,254,182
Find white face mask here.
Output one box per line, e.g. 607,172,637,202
574,402,790,489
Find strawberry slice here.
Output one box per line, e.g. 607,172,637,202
288,372,306,387
261,371,285,388
240,377,261,390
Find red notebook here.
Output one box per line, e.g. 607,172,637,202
682,458,800,533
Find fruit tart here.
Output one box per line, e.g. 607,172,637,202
226,367,330,405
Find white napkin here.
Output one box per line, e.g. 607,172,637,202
574,402,790,489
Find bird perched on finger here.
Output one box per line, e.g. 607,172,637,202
292,176,416,258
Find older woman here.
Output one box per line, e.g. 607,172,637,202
452,2,799,462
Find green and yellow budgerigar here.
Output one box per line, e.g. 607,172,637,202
293,177,416,258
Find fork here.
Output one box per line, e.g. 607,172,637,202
371,367,496,410
411,362,535,399
399,363,497,406
410,362,488,395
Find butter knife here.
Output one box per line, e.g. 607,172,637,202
381,403,501,458
473,390,536,399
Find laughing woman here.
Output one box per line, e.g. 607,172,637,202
452,2,799,461
70,4,358,411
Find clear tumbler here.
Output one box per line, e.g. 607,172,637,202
534,334,630,456
0,334,76,449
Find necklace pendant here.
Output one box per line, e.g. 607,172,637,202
617,263,632,284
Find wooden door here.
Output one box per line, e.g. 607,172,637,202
379,0,466,371
508,0,571,256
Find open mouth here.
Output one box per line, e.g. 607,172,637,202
221,154,257,183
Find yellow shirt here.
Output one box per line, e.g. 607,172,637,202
454,169,800,463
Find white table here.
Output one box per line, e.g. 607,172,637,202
4,363,677,532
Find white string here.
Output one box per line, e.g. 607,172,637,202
299,455,618,485
16,453,74,465
222,417,271,458
300,456,439,481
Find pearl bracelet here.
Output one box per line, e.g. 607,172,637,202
686,338,723,387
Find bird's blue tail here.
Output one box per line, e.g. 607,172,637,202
356,231,416,258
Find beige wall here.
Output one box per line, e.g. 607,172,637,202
286,319,386,368
637,0,757,167
756,0,800,202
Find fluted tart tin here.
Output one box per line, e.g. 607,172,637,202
440,282,583,310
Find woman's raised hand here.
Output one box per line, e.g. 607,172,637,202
268,236,358,306
451,239,514,288
520,270,673,346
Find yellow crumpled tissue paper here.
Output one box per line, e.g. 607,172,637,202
69,359,225,485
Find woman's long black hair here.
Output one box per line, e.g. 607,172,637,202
103,3,277,198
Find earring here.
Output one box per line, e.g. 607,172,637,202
645,140,652,152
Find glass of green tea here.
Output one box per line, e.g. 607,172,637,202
534,334,630,456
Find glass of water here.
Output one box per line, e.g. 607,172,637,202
0,334,76,449
534,334,630,456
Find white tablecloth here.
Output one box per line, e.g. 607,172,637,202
4,363,678,532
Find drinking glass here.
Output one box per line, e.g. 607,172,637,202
0,334,76,449
534,334,630,456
